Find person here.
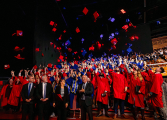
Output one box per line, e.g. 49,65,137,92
148,67,165,120
109,67,128,119
161,77,167,120
53,79,69,120
36,75,52,120
66,70,82,118
0,78,20,111
125,64,146,120
77,75,93,120
21,75,36,120
96,72,110,117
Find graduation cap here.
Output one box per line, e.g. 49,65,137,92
59,35,62,40
16,30,23,36
35,48,40,52
126,18,130,23
65,40,71,46
115,31,119,35
67,48,72,52
100,34,103,39
127,43,132,47
4,64,10,69
57,47,62,51
59,55,64,60
54,44,56,49
50,42,53,46
93,11,99,22
96,41,101,49
120,9,126,14
111,45,116,50
82,7,88,15
76,27,80,33
81,38,84,43
89,46,94,51
108,17,115,22
111,33,115,37
74,51,78,54
14,54,25,60
129,22,133,27
52,28,57,32
33,65,37,69
127,48,132,53
50,21,54,26
63,30,66,33
111,38,118,45
82,50,87,57
14,46,25,51
122,25,129,30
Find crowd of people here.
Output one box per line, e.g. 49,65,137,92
1,54,167,120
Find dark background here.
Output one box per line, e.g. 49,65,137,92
1,0,167,77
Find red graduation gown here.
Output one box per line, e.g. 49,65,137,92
110,72,127,100
8,83,22,106
150,73,164,108
141,72,151,96
91,76,97,96
128,74,145,108
0,84,21,107
96,76,110,105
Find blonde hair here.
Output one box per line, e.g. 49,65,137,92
137,70,143,81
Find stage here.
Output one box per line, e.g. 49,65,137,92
0,108,155,120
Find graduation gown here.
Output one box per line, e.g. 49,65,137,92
128,74,145,108
150,73,164,108
0,84,21,107
66,77,82,108
96,76,110,105
91,76,97,96
110,72,127,100
141,71,151,96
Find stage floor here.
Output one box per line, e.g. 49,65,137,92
0,109,155,120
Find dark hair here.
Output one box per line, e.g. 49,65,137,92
160,67,164,73
59,79,65,86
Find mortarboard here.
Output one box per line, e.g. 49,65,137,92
93,11,99,22
14,46,25,51
120,9,126,14
83,7,88,15
16,30,23,36
33,65,37,69
35,48,40,52
50,21,54,26
4,64,10,69
47,63,52,68
52,28,57,32
14,54,25,60
76,27,80,33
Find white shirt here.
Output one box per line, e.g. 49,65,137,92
42,82,47,98
81,82,87,100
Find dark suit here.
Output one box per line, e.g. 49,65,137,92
78,82,93,120
36,82,52,120
53,86,69,120
21,83,36,120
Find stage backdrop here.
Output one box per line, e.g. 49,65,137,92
34,1,62,67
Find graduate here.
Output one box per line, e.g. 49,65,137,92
65,70,82,117
0,78,21,111
109,67,128,119
148,67,165,120
96,72,110,118
125,64,146,120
